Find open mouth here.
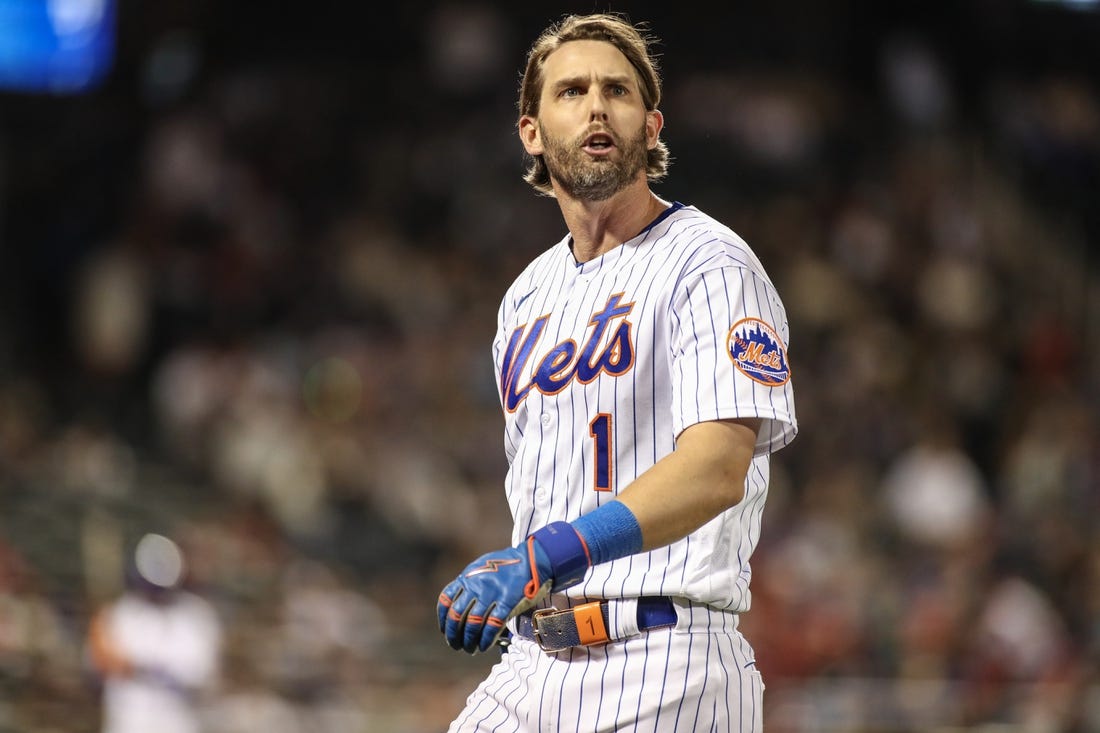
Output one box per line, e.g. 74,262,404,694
583,132,615,154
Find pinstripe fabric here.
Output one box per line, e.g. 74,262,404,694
448,617,764,733
457,203,795,731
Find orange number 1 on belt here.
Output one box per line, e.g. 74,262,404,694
574,601,610,646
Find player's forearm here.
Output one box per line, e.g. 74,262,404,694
615,418,761,551
437,418,763,652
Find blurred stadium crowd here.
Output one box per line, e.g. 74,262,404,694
0,2,1098,731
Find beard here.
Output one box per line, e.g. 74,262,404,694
539,122,649,201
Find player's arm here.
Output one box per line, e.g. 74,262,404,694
436,415,761,654
87,607,133,677
615,416,761,550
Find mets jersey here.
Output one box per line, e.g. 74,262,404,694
493,202,798,613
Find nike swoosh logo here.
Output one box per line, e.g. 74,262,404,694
515,288,538,309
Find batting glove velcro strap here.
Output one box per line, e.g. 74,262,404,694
529,521,591,593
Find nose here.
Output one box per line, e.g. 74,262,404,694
587,93,609,121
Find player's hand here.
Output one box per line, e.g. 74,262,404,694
437,538,552,653
438,522,593,654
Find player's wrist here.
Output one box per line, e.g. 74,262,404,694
571,500,643,566
528,501,644,594
528,522,590,592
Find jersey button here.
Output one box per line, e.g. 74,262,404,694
540,413,551,425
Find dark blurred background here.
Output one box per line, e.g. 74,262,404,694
0,1,1098,731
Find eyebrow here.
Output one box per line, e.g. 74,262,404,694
551,73,635,91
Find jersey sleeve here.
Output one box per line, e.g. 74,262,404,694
668,263,798,456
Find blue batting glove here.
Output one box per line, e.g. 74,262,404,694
437,542,548,653
437,522,591,653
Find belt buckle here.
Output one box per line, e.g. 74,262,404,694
530,607,567,653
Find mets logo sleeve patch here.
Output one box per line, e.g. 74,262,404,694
726,318,791,386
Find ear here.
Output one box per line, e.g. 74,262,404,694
645,109,664,150
518,115,543,156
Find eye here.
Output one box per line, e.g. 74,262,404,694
611,85,628,96
561,87,582,98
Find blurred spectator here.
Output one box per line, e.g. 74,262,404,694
85,533,222,733
959,573,1081,730
880,413,993,552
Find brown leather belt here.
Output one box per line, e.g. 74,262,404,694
513,597,677,652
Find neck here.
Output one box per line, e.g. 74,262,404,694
556,182,669,263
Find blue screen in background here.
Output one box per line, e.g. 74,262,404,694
0,0,116,95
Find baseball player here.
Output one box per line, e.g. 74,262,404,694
436,12,798,732
86,533,222,733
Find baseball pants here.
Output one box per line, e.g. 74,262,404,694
447,602,764,732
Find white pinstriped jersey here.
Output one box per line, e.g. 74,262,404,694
493,202,798,613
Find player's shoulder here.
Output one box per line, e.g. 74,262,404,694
660,203,769,274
